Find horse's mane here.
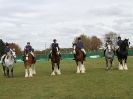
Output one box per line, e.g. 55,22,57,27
120,39,129,51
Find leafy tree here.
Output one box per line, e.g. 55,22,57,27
90,36,102,51
0,39,5,57
9,43,21,55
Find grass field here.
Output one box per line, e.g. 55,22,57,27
0,57,133,99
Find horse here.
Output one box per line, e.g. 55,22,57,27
105,43,115,70
116,39,130,70
1,50,16,77
50,48,61,76
24,51,36,77
73,44,85,73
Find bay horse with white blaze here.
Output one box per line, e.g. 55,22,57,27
116,39,130,70
24,51,36,77
73,43,85,73
50,48,61,76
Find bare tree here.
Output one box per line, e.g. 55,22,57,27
9,43,21,55
73,34,91,51
73,34,102,51
104,32,119,46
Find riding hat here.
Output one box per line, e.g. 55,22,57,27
5,43,9,46
53,39,57,42
118,36,121,39
78,37,81,40
27,42,30,44
107,37,110,39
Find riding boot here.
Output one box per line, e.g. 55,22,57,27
83,54,86,61
104,49,106,56
73,54,76,60
32,56,36,63
48,54,51,60
14,58,16,63
22,55,25,61
113,50,115,55
59,53,62,60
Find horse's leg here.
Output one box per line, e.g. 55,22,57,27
76,61,80,73
119,59,123,70
25,65,29,78
106,59,108,70
29,65,33,77
6,67,10,77
81,61,85,73
51,62,55,75
123,57,128,70
32,64,36,75
2,66,6,76
11,67,13,77
57,62,61,75
110,59,113,70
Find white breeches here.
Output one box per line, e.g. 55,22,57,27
81,49,86,54
30,52,34,57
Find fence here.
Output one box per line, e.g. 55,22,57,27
16,50,133,62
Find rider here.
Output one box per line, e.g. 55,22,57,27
104,37,113,56
73,37,86,60
48,39,61,59
11,48,17,63
116,36,123,51
1,43,16,63
24,42,35,61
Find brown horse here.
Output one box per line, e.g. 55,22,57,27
24,52,35,77
73,44,85,73
50,49,61,76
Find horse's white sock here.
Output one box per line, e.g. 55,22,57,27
25,69,28,78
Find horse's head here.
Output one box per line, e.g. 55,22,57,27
73,43,82,54
73,43,77,54
6,50,14,61
52,47,58,55
120,39,130,50
106,43,114,53
24,51,33,61
124,39,130,47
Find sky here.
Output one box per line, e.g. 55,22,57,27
0,0,133,50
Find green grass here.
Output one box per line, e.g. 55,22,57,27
0,57,133,99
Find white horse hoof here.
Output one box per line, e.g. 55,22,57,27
57,70,61,75
81,71,85,73
33,71,36,75
124,67,128,70
119,68,123,70
119,65,123,70
123,65,128,70
25,73,28,78
76,71,80,74
51,72,55,76
29,75,33,77
25,75,28,78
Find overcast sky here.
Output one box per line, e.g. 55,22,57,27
0,0,133,50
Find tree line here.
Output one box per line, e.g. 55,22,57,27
0,32,125,55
